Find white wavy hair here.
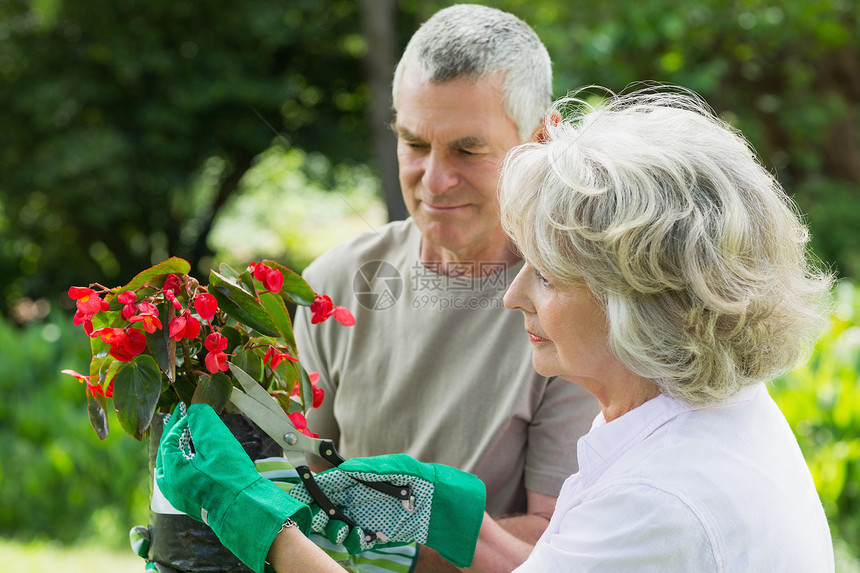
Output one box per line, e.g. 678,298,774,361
500,86,833,405
392,4,552,142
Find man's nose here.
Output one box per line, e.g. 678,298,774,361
421,151,458,195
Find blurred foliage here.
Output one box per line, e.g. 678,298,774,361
209,148,386,273
1,0,857,318
0,0,860,314
0,310,149,548
1,0,858,561
0,0,373,316
484,0,859,277
773,280,860,558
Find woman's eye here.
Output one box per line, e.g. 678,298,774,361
535,269,552,287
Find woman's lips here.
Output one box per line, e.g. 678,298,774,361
528,331,550,344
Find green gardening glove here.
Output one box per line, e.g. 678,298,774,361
155,404,312,573
288,453,486,568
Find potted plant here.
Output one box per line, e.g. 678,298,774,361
62,256,353,571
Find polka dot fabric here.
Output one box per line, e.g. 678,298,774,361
289,469,434,551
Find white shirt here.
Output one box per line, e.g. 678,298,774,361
515,383,834,572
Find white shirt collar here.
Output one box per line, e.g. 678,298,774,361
576,383,763,487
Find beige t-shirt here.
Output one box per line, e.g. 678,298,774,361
294,219,598,516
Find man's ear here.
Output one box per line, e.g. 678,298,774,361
529,110,562,143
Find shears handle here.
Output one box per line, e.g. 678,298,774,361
294,463,378,543
316,440,414,505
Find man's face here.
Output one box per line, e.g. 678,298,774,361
393,70,522,263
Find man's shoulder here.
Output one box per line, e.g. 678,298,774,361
303,219,419,282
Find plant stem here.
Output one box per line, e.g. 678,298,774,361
180,338,198,389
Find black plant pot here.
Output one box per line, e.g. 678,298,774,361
145,412,283,572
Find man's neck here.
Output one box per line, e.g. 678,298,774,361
419,238,521,277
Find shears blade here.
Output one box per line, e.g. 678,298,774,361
227,363,324,460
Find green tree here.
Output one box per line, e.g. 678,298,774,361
494,0,860,275
2,0,857,317
0,0,375,316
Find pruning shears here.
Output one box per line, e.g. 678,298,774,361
227,364,414,541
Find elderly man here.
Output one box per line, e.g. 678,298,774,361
293,5,598,571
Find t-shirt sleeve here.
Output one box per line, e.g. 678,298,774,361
515,483,718,572
524,378,600,497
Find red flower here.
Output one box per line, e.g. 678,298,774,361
249,262,269,282
312,385,324,409
263,269,283,293
203,331,230,373
121,302,137,321
263,345,298,370
168,310,201,342
194,293,218,321
129,302,162,333
73,309,95,335
118,291,137,304
205,350,229,373
93,327,147,362
62,369,114,398
291,371,324,409
68,286,104,317
288,411,318,438
165,291,183,312
310,295,334,324
310,294,355,326
163,274,183,297
249,262,284,293
333,306,355,327
124,328,148,355
204,332,228,352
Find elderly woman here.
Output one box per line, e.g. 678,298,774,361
495,87,835,570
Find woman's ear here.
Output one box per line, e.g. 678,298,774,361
530,110,563,143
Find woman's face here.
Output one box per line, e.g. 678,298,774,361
503,262,621,386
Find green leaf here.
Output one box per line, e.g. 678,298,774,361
114,257,191,295
90,353,110,380
146,304,174,381
192,372,232,411
233,346,263,386
264,260,316,306
87,393,109,440
296,366,314,413
220,325,248,356
272,390,303,415
157,376,178,411
260,291,296,350
87,311,115,371
217,262,242,282
237,269,259,297
209,270,279,337
217,262,258,297
172,376,196,406
113,355,162,440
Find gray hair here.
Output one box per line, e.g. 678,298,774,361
500,86,833,405
392,4,552,142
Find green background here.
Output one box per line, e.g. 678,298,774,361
0,0,857,568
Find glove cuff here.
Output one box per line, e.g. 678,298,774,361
425,463,486,567
215,475,312,573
